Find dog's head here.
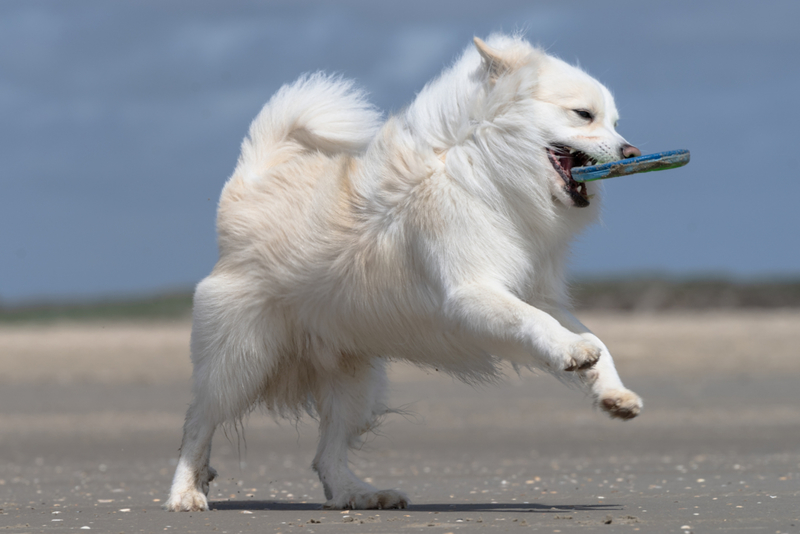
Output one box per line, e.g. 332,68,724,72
474,37,640,208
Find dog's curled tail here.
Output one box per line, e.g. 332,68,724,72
239,72,382,168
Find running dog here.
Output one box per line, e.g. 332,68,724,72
167,33,643,512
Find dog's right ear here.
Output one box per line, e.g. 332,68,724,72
474,37,513,81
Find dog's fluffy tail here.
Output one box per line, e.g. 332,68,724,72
239,73,381,169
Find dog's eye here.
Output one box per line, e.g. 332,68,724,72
573,109,594,121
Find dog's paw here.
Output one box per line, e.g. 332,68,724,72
563,339,602,372
323,489,409,510
164,489,209,512
165,464,216,512
598,389,642,420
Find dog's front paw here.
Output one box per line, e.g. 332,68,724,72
563,339,602,372
323,489,409,510
598,389,642,420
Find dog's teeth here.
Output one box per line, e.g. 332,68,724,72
568,148,576,154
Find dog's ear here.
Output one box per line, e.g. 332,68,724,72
474,37,512,81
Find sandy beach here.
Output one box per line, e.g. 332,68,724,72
1,311,799,533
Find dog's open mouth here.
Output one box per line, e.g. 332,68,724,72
547,146,596,207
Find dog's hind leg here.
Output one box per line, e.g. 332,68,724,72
166,274,277,511
165,400,220,511
311,358,409,510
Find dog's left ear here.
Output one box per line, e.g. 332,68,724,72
474,37,512,81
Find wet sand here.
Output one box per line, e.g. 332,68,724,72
1,311,799,533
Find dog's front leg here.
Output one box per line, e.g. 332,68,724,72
445,285,641,418
550,309,642,419
311,360,409,510
445,284,603,372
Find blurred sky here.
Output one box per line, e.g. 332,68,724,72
2,0,799,304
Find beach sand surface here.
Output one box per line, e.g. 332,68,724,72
1,311,799,532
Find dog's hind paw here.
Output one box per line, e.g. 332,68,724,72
563,340,602,372
164,489,209,512
598,389,642,420
323,489,409,510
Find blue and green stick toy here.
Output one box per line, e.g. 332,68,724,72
572,149,690,182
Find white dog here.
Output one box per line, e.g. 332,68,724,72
167,34,643,512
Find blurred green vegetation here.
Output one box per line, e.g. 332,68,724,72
571,277,800,311
1,278,799,323
0,292,194,324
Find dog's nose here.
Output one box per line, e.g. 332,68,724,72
621,144,641,159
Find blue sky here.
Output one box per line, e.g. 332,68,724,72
2,0,799,304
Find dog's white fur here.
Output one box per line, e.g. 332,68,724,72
166,34,643,512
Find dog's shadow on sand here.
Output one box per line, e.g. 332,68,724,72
210,500,622,513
